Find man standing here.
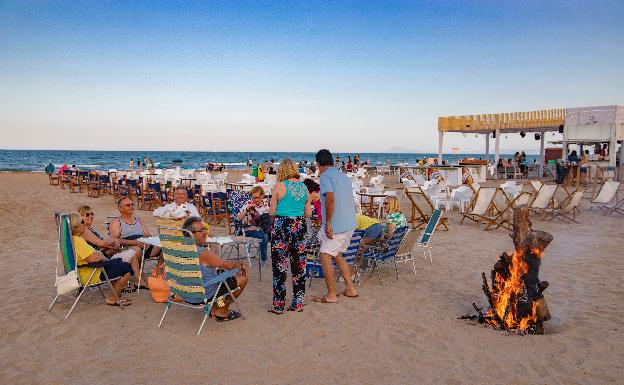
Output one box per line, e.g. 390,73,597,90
313,149,358,303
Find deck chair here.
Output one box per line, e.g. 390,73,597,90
591,181,622,215
529,180,543,193
48,213,124,319
484,189,532,231
543,189,585,223
461,187,497,227
360,226,409,283
528,184,558,217
306,230,364,286
411,208,443,265
404,187,449,231
157,227,243,335
226,189,251,235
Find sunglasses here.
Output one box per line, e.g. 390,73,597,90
383,202,389,205
85,213,94,217
192,228,207,234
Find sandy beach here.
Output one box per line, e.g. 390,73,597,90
1,172,623,385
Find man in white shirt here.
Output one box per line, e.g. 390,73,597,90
154,186,200,219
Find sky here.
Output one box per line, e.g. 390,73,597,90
1,0,623,153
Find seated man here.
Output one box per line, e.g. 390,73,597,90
183,216,248,322
236,186,270,263
109,197,162,266
153,185,200,219
355,213,383,245
68,213,133,306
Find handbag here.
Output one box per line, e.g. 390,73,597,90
55,269,81,295
148,265,171,303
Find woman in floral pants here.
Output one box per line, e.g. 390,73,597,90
268,159,312,314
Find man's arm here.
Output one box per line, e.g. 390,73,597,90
199,249,244,270
324,191,335,239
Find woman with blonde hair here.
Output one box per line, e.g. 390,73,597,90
68,213,133,306
382,196,407,240
268,159,312,314
77,205,147,290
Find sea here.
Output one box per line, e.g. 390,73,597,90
0,150,539,172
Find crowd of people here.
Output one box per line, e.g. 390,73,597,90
61,149,408,323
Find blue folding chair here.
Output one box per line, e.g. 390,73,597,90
306,230,364,286
360,226,409,283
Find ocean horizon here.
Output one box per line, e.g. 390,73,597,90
0,149,539,172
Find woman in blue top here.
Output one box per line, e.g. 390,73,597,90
268,159,312,314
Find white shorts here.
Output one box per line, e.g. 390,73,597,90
112,248,135,263
318,230,354,257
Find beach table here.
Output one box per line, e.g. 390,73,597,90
357,192,388,218
209,236,263,281
180,177,197,187
226,182,254,191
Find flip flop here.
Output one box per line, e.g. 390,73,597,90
267,307,284,315
311,295,337,304
287,306,303,312
107,298,132,307
215,310,242,322
338,291,359,298
133,284,150,291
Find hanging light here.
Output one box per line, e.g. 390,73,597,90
520,131,526,138
492,131,496,138
535,133,541,140
475,134,478,138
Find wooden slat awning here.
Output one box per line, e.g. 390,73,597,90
438,108,566,134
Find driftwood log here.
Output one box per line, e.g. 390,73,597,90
477,206,552,333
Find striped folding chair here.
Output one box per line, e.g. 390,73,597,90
48,213,125,319
157,227,243,335
305,230,364,286
360,226,409,284
415,208,442,263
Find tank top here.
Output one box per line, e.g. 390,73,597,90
275,180,307,217
118,215,145,239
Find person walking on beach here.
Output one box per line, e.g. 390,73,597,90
129,158,134,171
313,149,358,304
268,159,311,314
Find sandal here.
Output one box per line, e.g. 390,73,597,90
122,285,134,294
311,295,337,304
287,306,303,312
133,284,150,291
267,307,284,315
107,298,132,306
215,310,242,322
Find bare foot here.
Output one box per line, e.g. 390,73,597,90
311,295,337,303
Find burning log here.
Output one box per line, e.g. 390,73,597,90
470,206,552,334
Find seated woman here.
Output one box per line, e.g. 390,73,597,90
68,213,133,306
109,196,162,267
183,216,248,321
356,213,383,245
77,205,147,290
382,196,408,240
236,186,270,264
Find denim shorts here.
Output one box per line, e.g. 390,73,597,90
363,223,383,240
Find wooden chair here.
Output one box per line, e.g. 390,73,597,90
404,187,449,231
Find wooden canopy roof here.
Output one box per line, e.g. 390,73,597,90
438,108,565,134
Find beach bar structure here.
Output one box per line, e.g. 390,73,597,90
437,108,566,177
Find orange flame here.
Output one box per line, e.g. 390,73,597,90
484,249,538,331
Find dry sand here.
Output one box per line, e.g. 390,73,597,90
1,172,622,384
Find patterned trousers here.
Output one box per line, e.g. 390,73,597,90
271,216,307,311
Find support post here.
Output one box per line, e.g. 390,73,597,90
494,129,501,174
539,132,545,179
438,131,444,165
485,133,490,162
609,125,617,169
619,142,624,182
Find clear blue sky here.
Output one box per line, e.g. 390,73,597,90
1,1,622,153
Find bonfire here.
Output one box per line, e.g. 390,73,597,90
466,206,552,334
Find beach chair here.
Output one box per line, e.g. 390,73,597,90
48,213,125,319
157,227,243,335
529,180,543,193
591,181,622,215
49,172,60,186
404,187,449,231
226,189,251,235
305,230,364,286
461,187,498,228
543,189,585,223
528,184,558,217
360,226,409,284
484,188,530,231
412,208,442,264
212,192,230,226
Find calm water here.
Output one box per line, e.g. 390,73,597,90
0,149,537,172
